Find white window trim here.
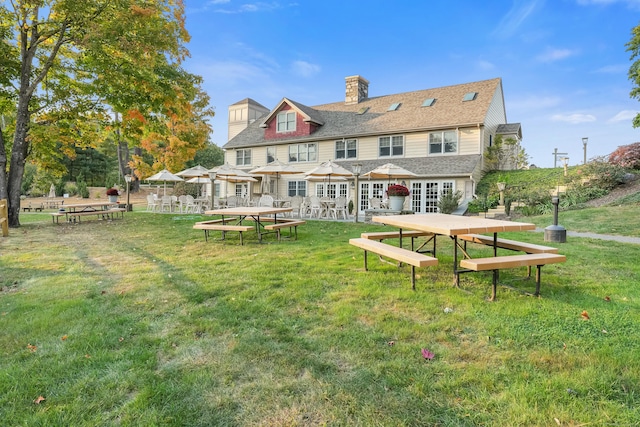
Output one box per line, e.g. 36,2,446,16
236,149,252,166
428,130,458,155
335,138,358,159
378,135,404,158
288,143,317,163
277,111,296,133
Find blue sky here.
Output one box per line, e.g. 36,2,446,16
182,0,640,167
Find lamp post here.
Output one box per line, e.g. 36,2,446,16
582,137,588,165
124,174,132,211
352,163,362,222
208,171,217,210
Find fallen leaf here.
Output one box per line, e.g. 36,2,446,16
554,418,561,425
563,342,567,350
119,337,124,342
85,354,91,358
604,296,611,302
581,310,590,320
421,348,435,360
602,329,608,334
27,344,37,353
33,396,45,404
61,335,68,341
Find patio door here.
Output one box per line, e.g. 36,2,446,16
410,180,454,213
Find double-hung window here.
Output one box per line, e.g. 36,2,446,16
335,139,357,159
288,180,307,197
379,135,404,157
288,143,317,163
277,111,296,133
429,130,457,154
266,146,276,164
236,149,251,166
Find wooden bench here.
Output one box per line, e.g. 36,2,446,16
361,230,435,253
349,237,438,290
458,234,559,254
459,253,566,300
264,220,306,241
51,209,125,223
193,220,254,245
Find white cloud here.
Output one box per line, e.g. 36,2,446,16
576,0,640,9
608,110,638,122
213,2,290,14
492,0,542,39
551,113,597,123
291,60,321,78
594,64,628,74
536,48,577,62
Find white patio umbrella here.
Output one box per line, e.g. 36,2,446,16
186,176,211,198
176,164,210,178
361,162,417,184
48,183,56,198
305,160,353,191
250,159,300,198
145,169,184,195
209,163,257,197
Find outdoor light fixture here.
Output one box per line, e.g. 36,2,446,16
352,163,362,223
124,174,132,211
208,171,217,210
582,137,588,165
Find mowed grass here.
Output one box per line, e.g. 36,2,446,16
1,209,639,426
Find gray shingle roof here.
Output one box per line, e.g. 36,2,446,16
336,155,482,178
224,78,502,149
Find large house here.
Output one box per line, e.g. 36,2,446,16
221,75,522,215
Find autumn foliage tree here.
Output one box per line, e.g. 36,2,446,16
0,0,212,227
608,142,640,169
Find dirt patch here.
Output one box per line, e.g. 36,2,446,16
584,176,640,207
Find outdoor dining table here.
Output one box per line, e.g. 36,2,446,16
372,213,536,285
204,206,293,242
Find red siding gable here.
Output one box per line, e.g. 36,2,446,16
263,105,317,140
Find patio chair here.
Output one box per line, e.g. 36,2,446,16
160,195,173,212
226,196,238,208
258,195,274,207
184,195,197,213
146,194,159,212
369,197,383,209
178,195,187,213
330,196,349,220
289,196,304,218
309,196,324,218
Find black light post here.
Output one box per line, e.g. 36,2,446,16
544,196,567,243
124,174,132,211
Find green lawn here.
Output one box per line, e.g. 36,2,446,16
1,209,639,426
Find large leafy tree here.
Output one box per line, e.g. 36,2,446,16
628,23,640,128
0,0,212,227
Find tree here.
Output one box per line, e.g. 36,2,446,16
484,135,528,171
628,23,640,128
608,141,640,169
0,0,212,227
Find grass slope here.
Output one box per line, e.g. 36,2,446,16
1,211,639,426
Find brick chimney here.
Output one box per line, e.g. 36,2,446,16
345,75,369,105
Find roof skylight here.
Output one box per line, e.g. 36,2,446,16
387,102,401,111
357,106,370,115
422,98,436,107
463,92,477,101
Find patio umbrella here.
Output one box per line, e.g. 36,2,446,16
176,164,210,178
145,169,184,195
250,159,300,198
209,163,257,197
305,161,353,195
186,176,211,198
361,162,417,184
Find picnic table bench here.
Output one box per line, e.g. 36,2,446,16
349,237,438,290
460,253,567,301
264,219,306,241
193,219,254,245
51,206,124,223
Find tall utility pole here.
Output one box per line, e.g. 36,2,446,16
552,148,568,168
582,137,588,164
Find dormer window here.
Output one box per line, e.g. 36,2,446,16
277,111,296,133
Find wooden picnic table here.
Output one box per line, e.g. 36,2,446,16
51,202,123,223
371,213,564,299
203,206,294,243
